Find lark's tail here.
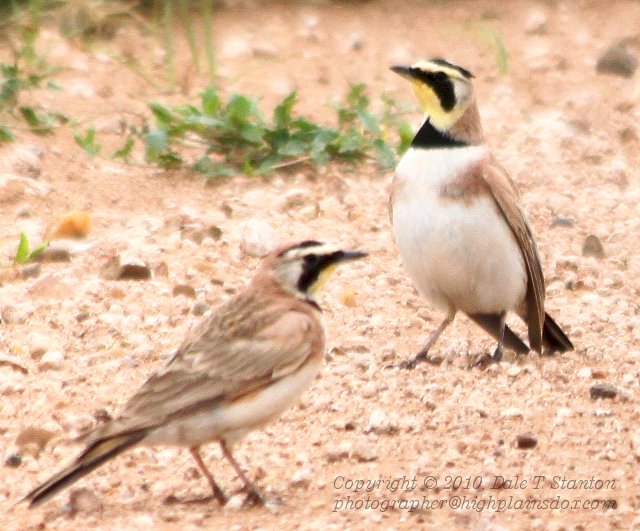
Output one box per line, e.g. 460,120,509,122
22,430,147,507
542,312,574,353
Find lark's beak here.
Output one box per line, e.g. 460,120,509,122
390,65,414,80
333,250,368,263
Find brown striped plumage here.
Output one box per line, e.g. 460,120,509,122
22,241,365,508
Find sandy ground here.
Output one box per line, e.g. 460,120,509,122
1,0,639,529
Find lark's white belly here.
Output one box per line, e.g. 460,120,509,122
145,357,322,447
392,146,526,315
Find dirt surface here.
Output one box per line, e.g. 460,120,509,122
1,0,640,529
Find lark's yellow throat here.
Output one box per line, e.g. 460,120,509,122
410,80,463,131
309,264,337,296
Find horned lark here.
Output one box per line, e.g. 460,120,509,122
389,58,573,368
22,241,366,507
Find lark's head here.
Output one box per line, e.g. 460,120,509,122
391,58,475,132
264,240,367,302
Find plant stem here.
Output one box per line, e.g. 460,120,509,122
202,0,216,87
163,0,176,92
179,0,199,73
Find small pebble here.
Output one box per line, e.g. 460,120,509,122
524,10,547,34
360,382,377,399
38,244,71,263
15,426,56,452
556,408,573,418
351,440,377,462
5,453,22,468
290,468,313,488
101,255,151,281
339,290,357,307
240,219,278,258
173,284,196,299
66,488,103,514
366,409,398,434
193,302,209,316
507,366,521,377
325,442,351,462
577,367,592,379
500,407,523,418
516,433,538,449
596,43,638,78
20,263,41,279
582,235,605,258
38,350,65,371
1,305,28,324
589,382,617,400
45,210,91,239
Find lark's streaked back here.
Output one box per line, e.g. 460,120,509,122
22,241,366,508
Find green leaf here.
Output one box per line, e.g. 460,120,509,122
201,86,221,115
396,122,414,154
28,241,49,261
157,152,182,169
0,125,15,142
357,109,380,133
239,123,266,144
149,102,175,128
74,128,101,157
373,138,396,169
277,138,306,158
144,130,170,161
226,95,260,124
19,106,55,135
194,156,235,178
274,92,297,128
14,233,30,264
113,137,134,160
309,128,337,164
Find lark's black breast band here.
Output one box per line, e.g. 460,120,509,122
411,118,469,149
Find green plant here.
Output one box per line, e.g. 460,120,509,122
131,83,411,180
0,1,64,141
74,127,101,156
13,232,48,265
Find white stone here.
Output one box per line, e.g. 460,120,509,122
577,367,592,379
240,219,278,257
290,468,313,488
352,440,377,462
500,407,523,418
525,10,548,34
38,350,65,371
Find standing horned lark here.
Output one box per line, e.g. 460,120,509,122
22,241,366,507
389,58,573,368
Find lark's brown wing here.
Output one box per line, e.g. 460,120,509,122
484,159,545,352
92,291,323,438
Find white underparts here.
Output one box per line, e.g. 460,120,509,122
392,146,526,315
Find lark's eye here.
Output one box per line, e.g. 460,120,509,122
304,253,319,265
433,71,448,82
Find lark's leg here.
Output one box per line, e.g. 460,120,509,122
471,312,506,368
395,310,455,369
189,447,228,505
220,440,266,506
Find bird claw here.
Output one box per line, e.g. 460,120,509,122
242,489,279,507
470,354,492,369
470,349,503,369
385,354,443,370
164,493,227,506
